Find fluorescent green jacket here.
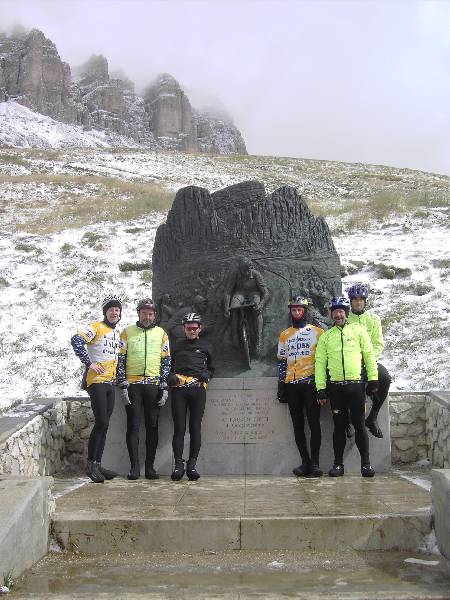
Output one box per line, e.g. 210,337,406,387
121,324,169,382
348,310,384,360
315,321,378,392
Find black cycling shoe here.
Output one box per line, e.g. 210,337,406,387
145,465,160,480
328,464,345,477
308,462,323,478
186,459,200,481
171,459,185,481
99,465,118,480
86,460,105,483
127,464,141,480
365,417,383,438
361,464,375,478
293,462,311,477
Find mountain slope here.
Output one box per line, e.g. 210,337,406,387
0,146,449,410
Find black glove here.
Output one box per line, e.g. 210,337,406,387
277,381,287,403
167,373,180,387
366,380,379,396
117,381,130,406
316,390,328,402
198,371,210,383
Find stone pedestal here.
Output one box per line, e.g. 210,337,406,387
103,377,391,476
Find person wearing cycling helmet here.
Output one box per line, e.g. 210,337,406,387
277,297,325,477
71,295,122,483
168,312,214,481
117,298,171,480
315,296,378,478
347,283,392,438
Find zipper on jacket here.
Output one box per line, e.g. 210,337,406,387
143,328,147,377
340,326,346,380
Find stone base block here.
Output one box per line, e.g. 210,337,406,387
431,468,450,559
102,377,391,476
0,475,53,578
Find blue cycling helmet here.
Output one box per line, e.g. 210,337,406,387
348,283,369,299
329,296,350,315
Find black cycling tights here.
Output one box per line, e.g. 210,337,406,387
285,382,321,464
171,386,206,461
87,383,115,462
329,383,370,466
126,384,160,467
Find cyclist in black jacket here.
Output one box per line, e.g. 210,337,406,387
168,312,214,481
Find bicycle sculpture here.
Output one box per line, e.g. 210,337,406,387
224,257,269,368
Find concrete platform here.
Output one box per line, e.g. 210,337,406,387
52,474,431,554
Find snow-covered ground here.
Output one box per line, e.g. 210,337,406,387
0,132,449,410
0,101,141,149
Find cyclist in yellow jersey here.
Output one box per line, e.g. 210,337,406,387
71,295,122,483
278,297,325,477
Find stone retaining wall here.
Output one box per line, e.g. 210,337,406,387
0,403,65,476
0,391,448,474
63,400,93,469
389,392,428,464
427,393,450,468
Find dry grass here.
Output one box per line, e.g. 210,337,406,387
0,174,174,234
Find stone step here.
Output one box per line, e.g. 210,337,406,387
52,475,432,554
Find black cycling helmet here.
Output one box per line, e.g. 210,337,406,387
329,296,350,315
136,298,156,312
348,283,369,300
182,312,202,325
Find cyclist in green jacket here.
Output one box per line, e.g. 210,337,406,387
347,283,391,438
117,298,171,480
315,297,378,478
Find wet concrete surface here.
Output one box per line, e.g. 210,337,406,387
52,474,431,519
13,549,450,599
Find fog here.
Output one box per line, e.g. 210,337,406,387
1,0,450,176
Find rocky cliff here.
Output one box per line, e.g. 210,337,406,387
0,28,247,154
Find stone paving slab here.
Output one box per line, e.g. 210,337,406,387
52,475,432,554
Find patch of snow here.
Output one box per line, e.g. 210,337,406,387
418,531,442,556
0,101,142,149
404,557,440,566
397,474,432,492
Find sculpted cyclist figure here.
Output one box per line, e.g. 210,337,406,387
347,283,392,438
71,294,122,483
117,298,171,480
277,297,325,477
315,296,378,478
224,256,269,355
168,313,214,481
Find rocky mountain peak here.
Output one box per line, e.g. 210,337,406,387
75,54,109,85
0,27,247,154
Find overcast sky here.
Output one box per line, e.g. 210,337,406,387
1,0,450,176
